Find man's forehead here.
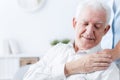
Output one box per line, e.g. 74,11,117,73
81,19,105,24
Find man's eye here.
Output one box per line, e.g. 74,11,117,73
94,23,104,29
95,25,101,29
83,23,88,26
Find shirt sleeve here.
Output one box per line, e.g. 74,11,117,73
23,62,66,80
23,43,67,80
51,63,66,79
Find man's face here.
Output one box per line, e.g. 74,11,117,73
73,7,110,50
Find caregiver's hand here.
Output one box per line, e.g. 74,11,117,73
101,41,120,61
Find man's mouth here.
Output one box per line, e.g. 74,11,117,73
81,35,95,40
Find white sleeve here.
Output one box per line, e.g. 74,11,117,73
23,62,66,80
101,62,120,80
23,44,67,80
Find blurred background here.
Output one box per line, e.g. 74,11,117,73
0,0,81,55
0,0,80,80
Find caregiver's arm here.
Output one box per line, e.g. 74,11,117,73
100,41,120,61
111,41,120,60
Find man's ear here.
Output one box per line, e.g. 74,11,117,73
73,18,77,29
104,25,110,35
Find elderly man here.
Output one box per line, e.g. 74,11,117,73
23,0,119,80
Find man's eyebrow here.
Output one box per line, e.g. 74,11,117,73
95,21,105,24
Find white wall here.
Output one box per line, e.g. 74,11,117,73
0,0,80,55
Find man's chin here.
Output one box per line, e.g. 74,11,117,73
80,41,95,48
81,45,94,50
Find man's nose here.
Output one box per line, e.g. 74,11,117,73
86,25,95,35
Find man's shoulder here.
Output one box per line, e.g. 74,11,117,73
43,42,73,57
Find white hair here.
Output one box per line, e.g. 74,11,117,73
75,0,111,25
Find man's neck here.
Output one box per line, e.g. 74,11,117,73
74,43,102,54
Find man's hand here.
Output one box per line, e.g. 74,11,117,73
65,53,112,76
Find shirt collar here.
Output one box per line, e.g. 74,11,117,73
68,41,102,54
80,43,102,54
77,43,102,54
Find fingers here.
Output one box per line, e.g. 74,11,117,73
84,63,109,73
99,49,119,61
92,62,110,67
93,53,112,58
92,66,108,71
93,57,112,63
84,53,112,72
73,53,113,73
90,53,112,63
